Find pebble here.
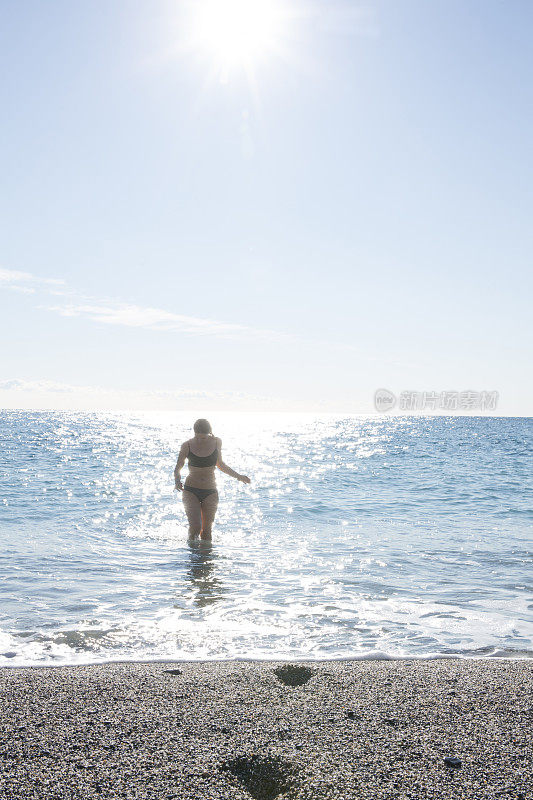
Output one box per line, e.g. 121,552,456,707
444,757,462,768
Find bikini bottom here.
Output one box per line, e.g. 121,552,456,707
183,485,219,503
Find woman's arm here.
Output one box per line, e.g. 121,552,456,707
216,438,250,483
174,442,188,490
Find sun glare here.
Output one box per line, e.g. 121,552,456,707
191,0,287,71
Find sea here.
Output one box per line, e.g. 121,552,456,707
1,411,531,668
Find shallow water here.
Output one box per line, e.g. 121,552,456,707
0,411,531,666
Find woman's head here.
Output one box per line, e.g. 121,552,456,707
193,418,212,436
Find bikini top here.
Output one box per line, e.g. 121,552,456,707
187,441,218,468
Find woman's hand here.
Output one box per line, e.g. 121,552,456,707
238,474,251,484
175,480,183,492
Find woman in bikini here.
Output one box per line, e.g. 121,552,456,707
174,419,250,539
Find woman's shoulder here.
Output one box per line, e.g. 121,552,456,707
215,436,222,447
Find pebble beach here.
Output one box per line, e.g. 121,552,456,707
1,658,531,799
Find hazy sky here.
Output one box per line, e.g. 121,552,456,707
1,0,531,414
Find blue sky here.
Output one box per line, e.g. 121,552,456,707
1,0,531,414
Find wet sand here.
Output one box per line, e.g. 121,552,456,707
0,658,531,799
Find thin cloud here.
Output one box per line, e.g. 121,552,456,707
0,267,395,362
0,378,279,409
0,379,77,394
45,302,256,338
0,268,65,289
1,267,287,342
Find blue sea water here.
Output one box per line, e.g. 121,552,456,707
0,411,531,667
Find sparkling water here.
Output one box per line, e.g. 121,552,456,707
1,411,531,667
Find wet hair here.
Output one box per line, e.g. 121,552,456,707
193,418,212,435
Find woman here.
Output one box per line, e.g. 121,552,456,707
174,419,250,539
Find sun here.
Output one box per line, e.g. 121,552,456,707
190,0,288,72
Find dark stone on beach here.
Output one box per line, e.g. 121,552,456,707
220,753,295,800
444,756,462,768
384,718,399,726
273,664,314,687
345,710,357,720
164,669,182,676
